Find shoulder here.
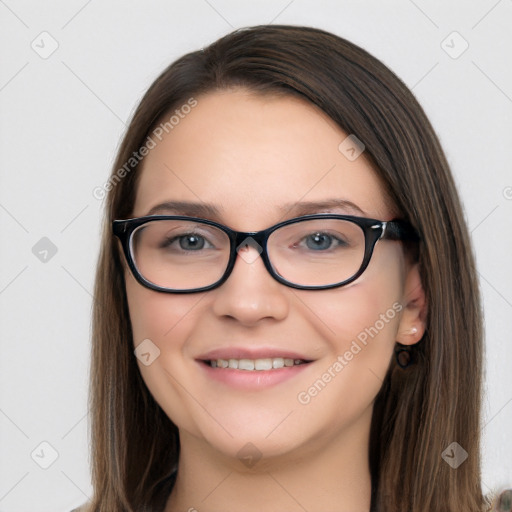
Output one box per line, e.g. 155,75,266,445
70,503,92,512
485,488,512,511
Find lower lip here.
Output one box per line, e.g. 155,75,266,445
197,361,312,390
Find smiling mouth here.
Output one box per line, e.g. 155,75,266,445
203,357,311,371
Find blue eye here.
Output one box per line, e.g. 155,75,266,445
160,233,211,251
178,234,206,250
303,232,347,251
305,233,332,250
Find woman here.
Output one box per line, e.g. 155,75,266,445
77,25,508,511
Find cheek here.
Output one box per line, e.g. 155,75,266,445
125,272,200,344
125,276,210,433
298,245,405,394
293,261,404,429
305,249,404,351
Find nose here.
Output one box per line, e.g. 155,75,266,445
211,242,290,326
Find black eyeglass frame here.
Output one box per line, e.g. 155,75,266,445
112,214,420,293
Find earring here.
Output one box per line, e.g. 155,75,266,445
395,347,414,369
395,326,420,368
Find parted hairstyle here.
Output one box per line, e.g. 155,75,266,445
85,24,491,512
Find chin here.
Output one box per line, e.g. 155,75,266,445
199,427,310,471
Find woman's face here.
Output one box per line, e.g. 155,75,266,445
124,89,421,466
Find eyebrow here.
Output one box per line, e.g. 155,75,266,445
279,199,366,216
143,198,365,219
145,201,223,218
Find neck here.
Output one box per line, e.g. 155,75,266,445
164,410,372,512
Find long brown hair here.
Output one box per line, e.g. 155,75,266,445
86,25,488,511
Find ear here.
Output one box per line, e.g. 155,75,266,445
396,263,427,346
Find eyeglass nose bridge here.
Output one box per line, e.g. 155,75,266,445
235,231,265,260
219,229,276,283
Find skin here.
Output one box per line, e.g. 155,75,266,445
122,89,427,512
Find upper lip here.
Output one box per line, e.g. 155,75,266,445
197,347,314,362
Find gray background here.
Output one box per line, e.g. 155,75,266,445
1,1,511,510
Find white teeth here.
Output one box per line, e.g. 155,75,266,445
239,359,255,370
272,357,284,369
211,357,307,370
255,358,273,370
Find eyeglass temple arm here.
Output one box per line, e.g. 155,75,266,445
380,220,420,242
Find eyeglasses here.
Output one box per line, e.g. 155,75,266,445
112,214,419,293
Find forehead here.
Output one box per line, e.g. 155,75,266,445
133,89,395,227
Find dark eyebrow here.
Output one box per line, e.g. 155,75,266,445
279,199,366,217
145,201,223,218
144,199,366,220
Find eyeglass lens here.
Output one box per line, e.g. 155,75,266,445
131,218,366,290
